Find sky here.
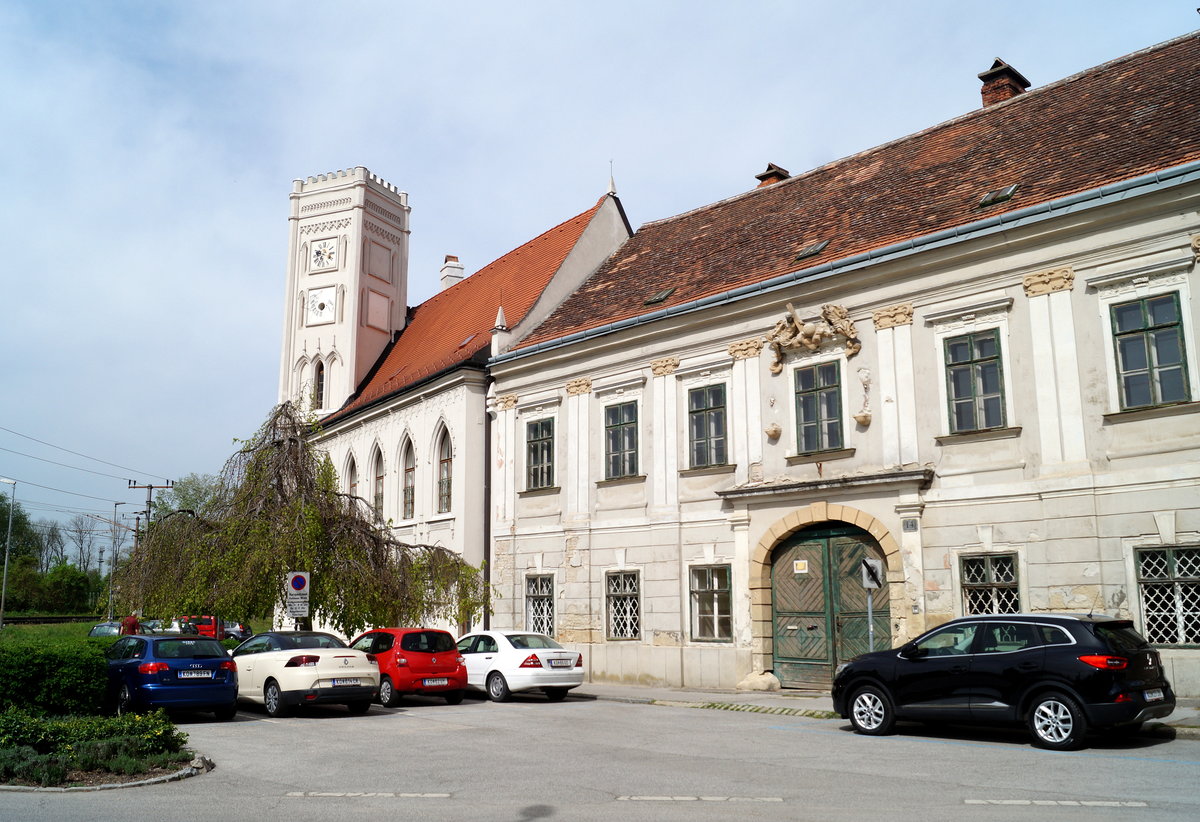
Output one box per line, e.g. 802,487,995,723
0,0,1195,542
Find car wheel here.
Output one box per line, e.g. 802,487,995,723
379,676,400,708
544,687,569,702
213,702,237,721
116,684,135,716
1028,691,1088,751
347,700,371,715
486,672,511,702
444,690,465,705
848,685,896,736
264,681,289,718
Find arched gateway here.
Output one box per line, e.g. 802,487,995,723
751,506,900,688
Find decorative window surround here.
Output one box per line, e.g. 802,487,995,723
1087,252,1197,412
592,373,646,397
922,292,1013,327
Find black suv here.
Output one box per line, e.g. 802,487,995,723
831,613,1175,750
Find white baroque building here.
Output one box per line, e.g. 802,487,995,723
486,34,1200,694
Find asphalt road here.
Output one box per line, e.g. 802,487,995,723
3,693,1199,822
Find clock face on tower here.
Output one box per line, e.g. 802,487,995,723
311,239,337,270
306,286,336,325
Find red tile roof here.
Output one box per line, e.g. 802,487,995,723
519,32,1200,349
325,196,611,422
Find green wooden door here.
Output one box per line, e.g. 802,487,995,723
771,526,889,688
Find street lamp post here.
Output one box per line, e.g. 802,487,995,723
0,478,16,631
108,501,126,621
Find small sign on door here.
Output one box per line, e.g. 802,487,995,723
793,560,809,574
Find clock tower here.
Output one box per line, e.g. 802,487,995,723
278,167,410,413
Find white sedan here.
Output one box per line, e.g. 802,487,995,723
456,630,583,702
230,631,379,717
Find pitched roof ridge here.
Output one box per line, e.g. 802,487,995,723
637,29,1200,232
411,193,609,311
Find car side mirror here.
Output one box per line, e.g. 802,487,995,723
898,642,925,660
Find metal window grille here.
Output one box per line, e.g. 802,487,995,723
794,363,843,453
402,448,415,519
688,385,727,468
1111,293,1190,410
1137,547,1200,645
437,436,452,514
604,401,638,479
690,565,732,641
961,554,1019,614
526,575,555,636
607,571,640,639
526,419,555,490
945,329,1006,433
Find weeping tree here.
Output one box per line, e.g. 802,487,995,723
117,402,489,635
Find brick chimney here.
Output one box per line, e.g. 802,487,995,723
755,163,791,188
978,58,1031,107
440,254,464,290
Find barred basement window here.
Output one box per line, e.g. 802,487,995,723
961,554,1019,614
690,565,732,641
1137,547,1200,646
607,571,640,639
526,574,554,636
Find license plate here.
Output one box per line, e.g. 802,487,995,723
332,678,360,686
549,659,573,668
1144,688,1164,702
178,670,212,679
423,678,448,687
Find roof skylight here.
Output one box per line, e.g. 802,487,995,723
644,287,676,306
794,240,829,262
979,184,1019,208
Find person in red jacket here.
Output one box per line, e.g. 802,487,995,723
119,611,141,635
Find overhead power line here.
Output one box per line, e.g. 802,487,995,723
0,445,132,481
0,424,172,483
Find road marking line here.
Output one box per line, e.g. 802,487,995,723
964,800,1149,807
286,792,451,798
624,792,782,796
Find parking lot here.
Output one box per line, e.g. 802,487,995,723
4,687,1200,822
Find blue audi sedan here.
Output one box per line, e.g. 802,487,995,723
104,635,238,719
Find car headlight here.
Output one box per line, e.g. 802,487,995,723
834,662,850,679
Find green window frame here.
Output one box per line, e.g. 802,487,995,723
526,418,555,490
1111,293,1190,410
604,401,638,480
690,565,732,641
945,329,1006,433
794,362,843,453
688,384,727,468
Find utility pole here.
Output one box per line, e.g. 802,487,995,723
128,480,174,526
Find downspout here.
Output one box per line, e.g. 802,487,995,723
482,377,492,630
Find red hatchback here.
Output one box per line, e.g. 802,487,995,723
349,628,466,706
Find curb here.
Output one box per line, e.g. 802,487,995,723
0,754,212,793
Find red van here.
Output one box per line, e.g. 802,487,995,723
349,628,466,707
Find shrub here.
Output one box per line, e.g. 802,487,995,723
0,708,187,755
0,638,110,715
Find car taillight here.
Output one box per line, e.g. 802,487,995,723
1078,654,1128,670
394,652,408,666
456,655,465,666
1115,692,1133,703
519,654,543,669
219,660,237,672
285,655,320,667
138,662,169,674
575,653,583,668
366,654,378,665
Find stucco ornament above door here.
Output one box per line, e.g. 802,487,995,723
765,302,861,374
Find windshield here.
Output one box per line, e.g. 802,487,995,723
1094,621,1149,652
153,638,227,659
506,633,563,650
284,633,347,650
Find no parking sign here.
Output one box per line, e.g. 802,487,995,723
286,571,310,618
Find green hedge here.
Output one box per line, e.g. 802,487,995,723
0,638,113,715
0,708,189,786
